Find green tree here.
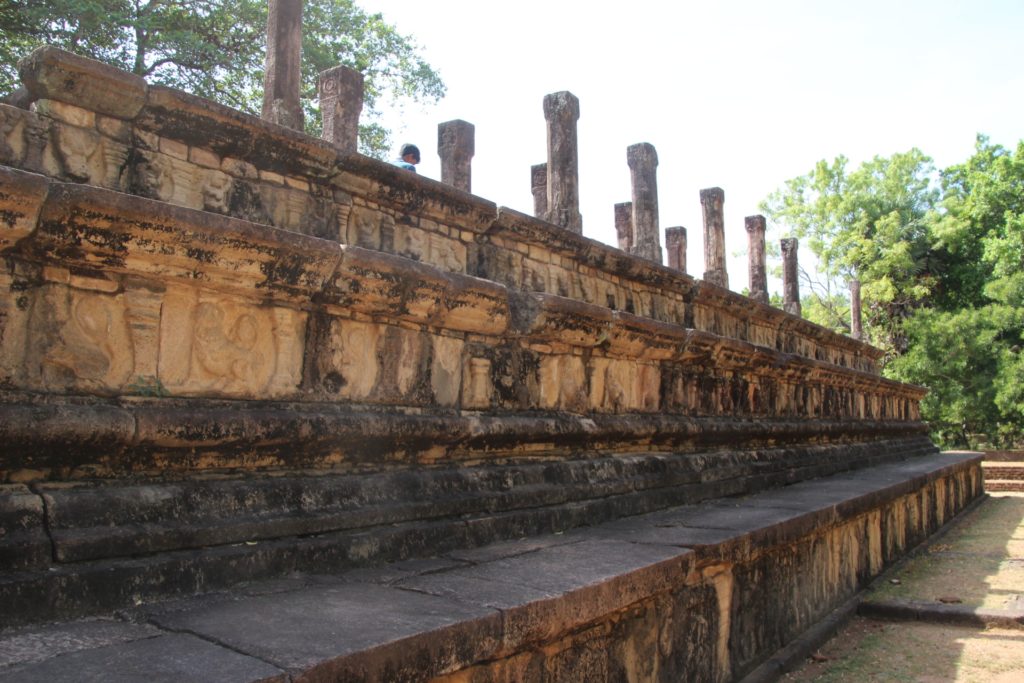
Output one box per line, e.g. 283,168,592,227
761,149,939,354
0,0,445,157
887,137,1024,447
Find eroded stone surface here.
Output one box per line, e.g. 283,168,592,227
782,237,802,316
627,143,663,263
701,187,728,288
543,91,582,233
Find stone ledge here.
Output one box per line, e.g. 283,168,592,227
0,394,932,477
0,453,983,681
0,438,944,625
2,169,907,402
491,207,884,366
30,438,936,565
18,47,148,121
19,174,343,301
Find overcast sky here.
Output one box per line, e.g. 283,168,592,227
361,0,1023,295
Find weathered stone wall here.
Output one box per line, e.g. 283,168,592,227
0,49,924,484
0,49,985,681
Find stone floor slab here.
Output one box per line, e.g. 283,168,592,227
0,632,285,682
0,618,160,669
147,581,502,678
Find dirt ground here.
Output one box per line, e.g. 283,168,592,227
782,617,1024,682
782,493,1024,682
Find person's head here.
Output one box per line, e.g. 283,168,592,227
400,143,421,165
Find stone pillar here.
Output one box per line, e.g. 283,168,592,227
745,215,768,304
850,279,863,340
438,119,475,192
261,0,304,131
614,202,633,252
531,164,547,218
700,187,728,288
665,227,687,273
627,143,663,263
781,238,801,316
318,65,363,153
543,91,582,233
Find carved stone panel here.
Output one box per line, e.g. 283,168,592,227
53,123,101,183
24,284,135,393
539,354,586,412
462,357,493,409
427,233,467,273
347,205,394,251
201,169,234,214
158,286,298,397
327,319,381,400
431,335,464,407
587,358,660,412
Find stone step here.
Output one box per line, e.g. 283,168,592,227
0,453,983,683
980,451,1024,462
982,463,1024,480
985,480,1024,492
982,461,1024,491
1,438,941,628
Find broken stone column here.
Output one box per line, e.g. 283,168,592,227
745,215,768,304
781,238,802,316
614,202,633,252
627,143,663,263
543,91,582,233
665,227,687,273
850,279,863,340
318,65,363,153
261,0,304,131
700,188,728,288
531,164,547,218
438,119,474,192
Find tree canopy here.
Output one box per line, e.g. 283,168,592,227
763,137,1024,448
0,0,446,157
760,149,939,354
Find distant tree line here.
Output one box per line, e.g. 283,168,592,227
763,136,1024,449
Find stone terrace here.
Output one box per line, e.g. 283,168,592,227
0,42,983,682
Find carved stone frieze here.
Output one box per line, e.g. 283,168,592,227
26,285,134,392
539,355,587,412
159,286,300,397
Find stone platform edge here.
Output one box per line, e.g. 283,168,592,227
0,452,983,682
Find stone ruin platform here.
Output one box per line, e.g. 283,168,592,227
0,47,985,681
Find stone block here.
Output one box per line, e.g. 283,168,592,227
32,99,94,128
0,403,135,481
0,485,49,571
0,632,286,682
158,136,189,161
26,181,341,299
0,166,48,251
18,47,147,120
147,583,501,681
0,619,162,671
138,85,337,180
328,246,509,335
95,115,130,142
400,539,691,652
511,292,612,347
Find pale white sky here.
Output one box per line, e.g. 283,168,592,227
362,0,1023,296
